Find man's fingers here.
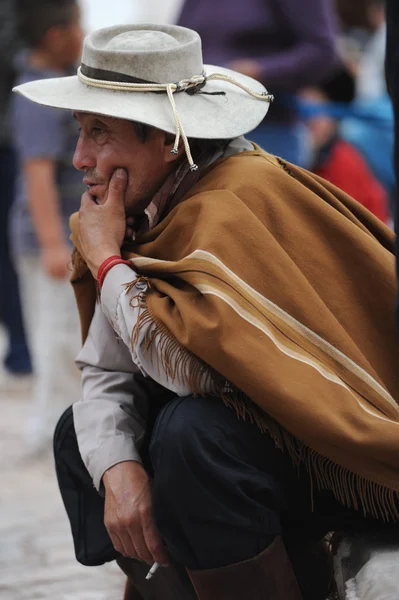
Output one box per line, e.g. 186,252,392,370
106,510,136,558
80,191,97,209
143,516,170,566
128,526,153,565
106,168,128,206
109,529,132,558
107,518,152,563
125,217,135,240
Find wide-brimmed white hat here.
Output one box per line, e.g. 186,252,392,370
14,24,273,170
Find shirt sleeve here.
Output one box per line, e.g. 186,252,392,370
257,0,337,89
74,302,149,491
11,92,65,162
100,263,213,396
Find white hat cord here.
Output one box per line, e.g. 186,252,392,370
77,66,274,171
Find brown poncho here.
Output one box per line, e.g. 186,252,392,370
71,150,399,519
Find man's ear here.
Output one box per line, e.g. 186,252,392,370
162,131,185,164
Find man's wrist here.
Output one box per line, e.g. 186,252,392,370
91,247,121,278
97,256,135,288
102,460,146,491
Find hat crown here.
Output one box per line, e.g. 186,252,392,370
82,24,204,84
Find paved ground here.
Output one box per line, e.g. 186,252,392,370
0,334,125,600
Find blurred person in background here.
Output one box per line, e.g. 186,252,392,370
338,0,396,220
0,0,32,379
177,0,338,167
354,0,387,101
9,0,84,451
335,0,375,54
302,67,389,224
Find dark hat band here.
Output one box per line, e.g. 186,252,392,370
80,63,155,85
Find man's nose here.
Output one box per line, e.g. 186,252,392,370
73,137,95,172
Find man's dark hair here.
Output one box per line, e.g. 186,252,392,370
133,122,231,161
17,0,77,49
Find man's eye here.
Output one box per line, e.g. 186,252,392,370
92,127,105,136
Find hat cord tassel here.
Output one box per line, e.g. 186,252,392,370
166,84,197,171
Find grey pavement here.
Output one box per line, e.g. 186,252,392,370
0,332,125,600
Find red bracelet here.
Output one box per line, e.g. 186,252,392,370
97,255,121,285
97,255,134,289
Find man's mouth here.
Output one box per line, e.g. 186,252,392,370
83,179,104,202
86,184,102,194
83,175,104,185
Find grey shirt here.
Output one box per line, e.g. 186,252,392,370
74,294,147,491
74,264,204,491
74,138,253,490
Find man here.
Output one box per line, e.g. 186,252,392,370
15,24,399,600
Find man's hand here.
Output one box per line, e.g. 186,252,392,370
125,216,136,241
103,461,169,566
41,243,71,280
78,169,128,278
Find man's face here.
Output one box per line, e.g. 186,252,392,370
73,112,178,216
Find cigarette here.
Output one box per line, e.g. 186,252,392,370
145,562,160,580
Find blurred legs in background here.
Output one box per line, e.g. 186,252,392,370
0,147,32,376
16,256,81,451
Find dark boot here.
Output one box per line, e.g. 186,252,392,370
187,536,303,600
117,556,196,600
287,538,333,600
123,576,145,600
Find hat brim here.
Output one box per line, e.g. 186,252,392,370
13,65,270,139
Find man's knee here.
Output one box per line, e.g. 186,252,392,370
149,393,273,504
149,393,276,475
149,395,223,472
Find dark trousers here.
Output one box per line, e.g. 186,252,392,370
0,146,31,373
54,394,393,572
